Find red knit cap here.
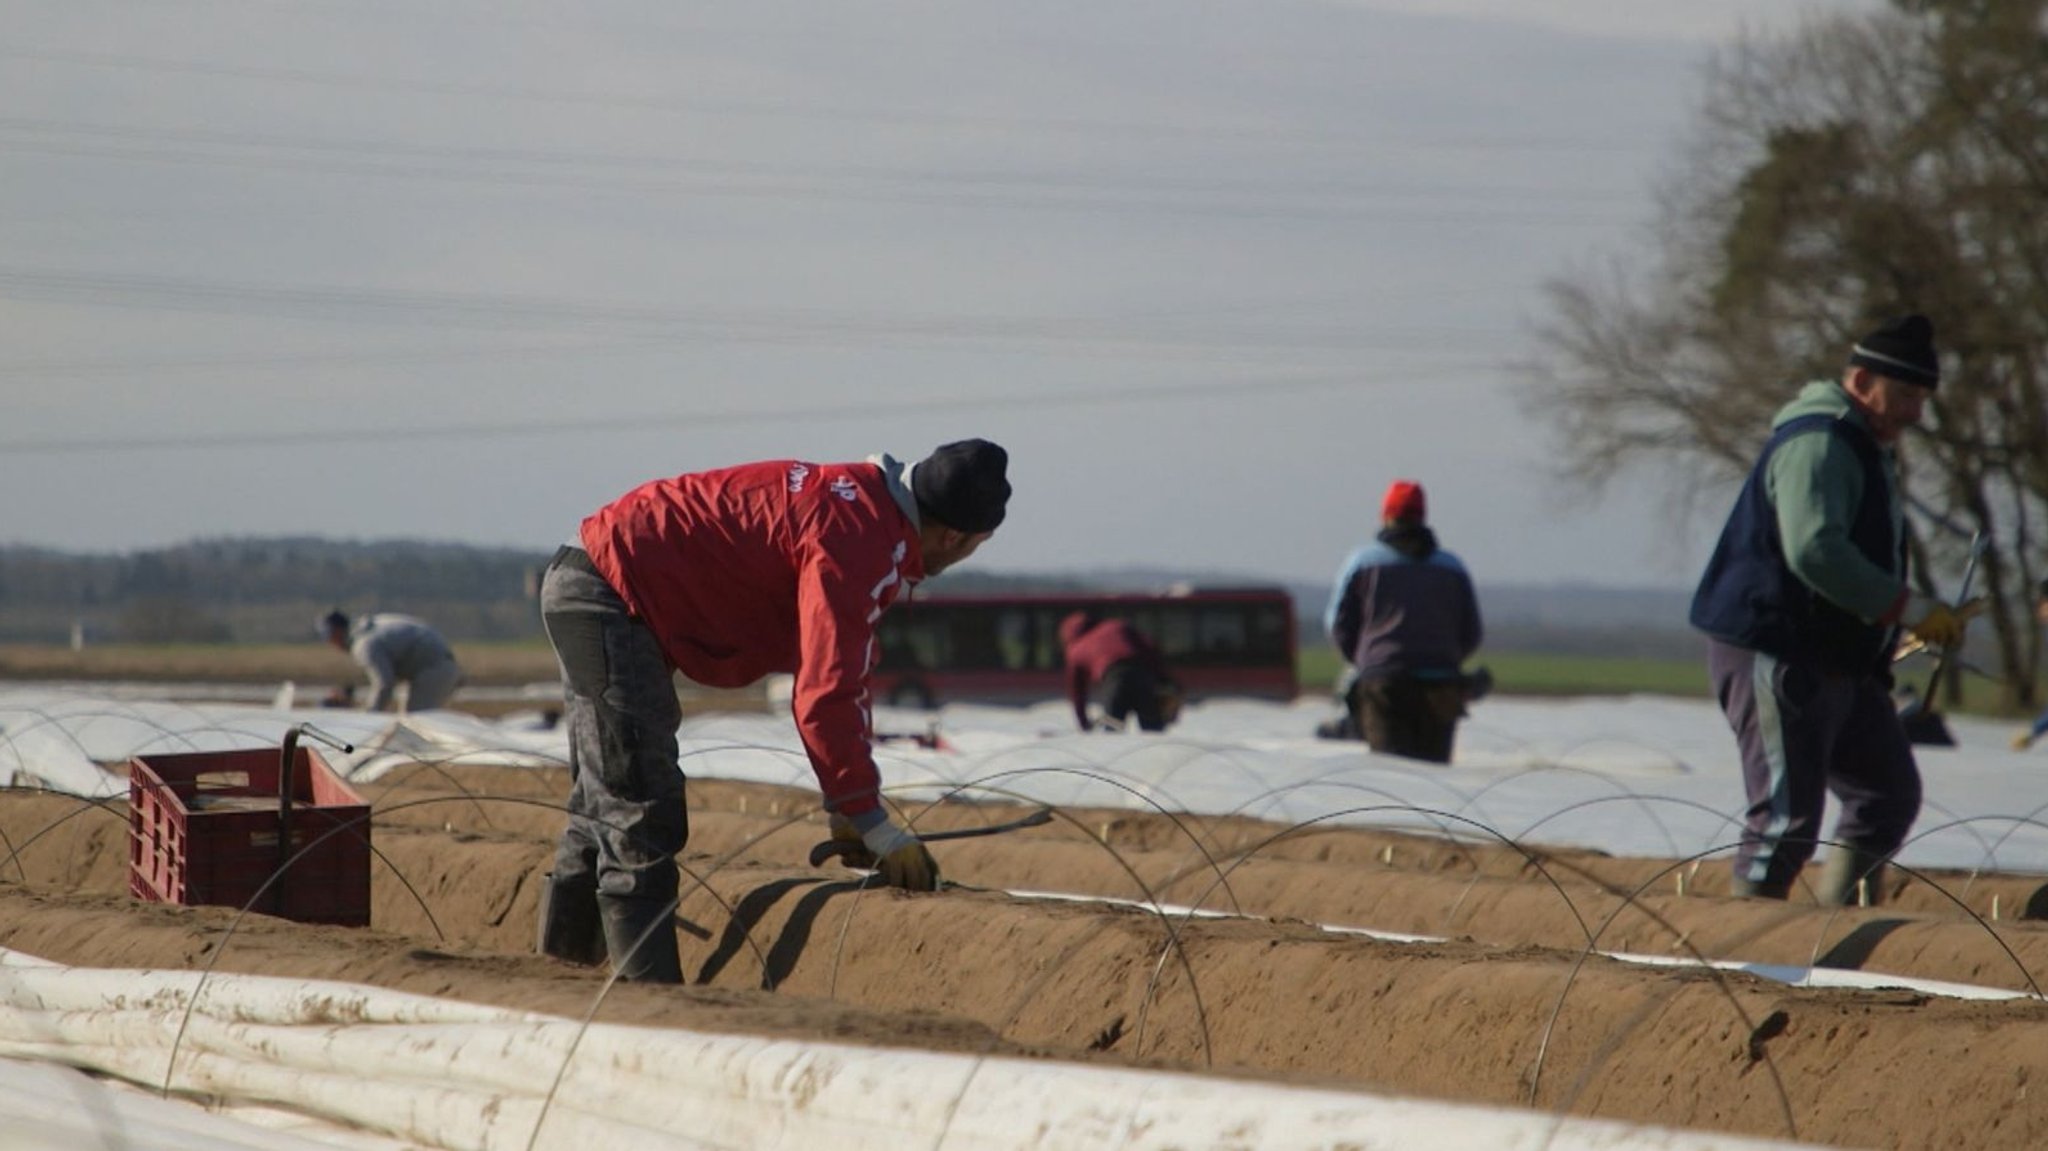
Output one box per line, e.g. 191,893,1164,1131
1381,480,1426,524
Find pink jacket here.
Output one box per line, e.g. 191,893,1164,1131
1059,613,1166,730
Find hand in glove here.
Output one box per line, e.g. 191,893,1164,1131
826,813,877,870
1903,594,1985,650
859,818,941,892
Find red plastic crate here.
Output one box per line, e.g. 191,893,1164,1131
128,745,372,926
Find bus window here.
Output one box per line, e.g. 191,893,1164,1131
1033,608,1069,671
1249,603,1290,658
950,606,1005,670
1197,606,1249,656
895,614,947,670
874,588,1297,705
996,608,1034,671
1144,607,1195,661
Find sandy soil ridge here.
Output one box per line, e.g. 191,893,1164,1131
3,764,2046,1148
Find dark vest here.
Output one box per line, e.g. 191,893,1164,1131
1689,413,1900,673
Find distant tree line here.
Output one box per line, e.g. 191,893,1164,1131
0,538,554,644
0,539,1119,645
0,538,1711,658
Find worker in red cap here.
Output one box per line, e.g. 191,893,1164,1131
534,439,1011,982
1322,479,1484,763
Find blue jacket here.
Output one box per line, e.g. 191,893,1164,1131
1324,524,1482,680
1690,390,1905,675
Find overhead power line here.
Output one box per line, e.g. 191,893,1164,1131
0,114,1642,208
0,266,1524,360
0,46,1662,156
0,365,1495,456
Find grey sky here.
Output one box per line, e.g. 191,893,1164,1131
0,0,1881,589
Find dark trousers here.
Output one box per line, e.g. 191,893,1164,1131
1707,640,1921,893
541,549,689,905
1348,675,1465,764
1099,661,1170,731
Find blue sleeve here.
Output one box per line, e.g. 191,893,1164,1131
1458,569,1483,658
1433,550,1483,658
1325,544,1391,661
1323,548,1367,638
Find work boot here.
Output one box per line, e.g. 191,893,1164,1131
1817,847,1888,908
598,894,683,984
536,871,607,966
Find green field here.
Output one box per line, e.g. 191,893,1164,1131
0,640,2029,721
1297,647,1710,700
1300,646,2034,718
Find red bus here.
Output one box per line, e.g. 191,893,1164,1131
871,586,1298,708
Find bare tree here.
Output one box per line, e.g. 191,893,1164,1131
1527,0,2048,710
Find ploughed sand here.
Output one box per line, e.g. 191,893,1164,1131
5,763,2048,1149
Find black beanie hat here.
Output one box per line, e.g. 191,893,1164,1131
912,438,1011,533
1848,314,1939,389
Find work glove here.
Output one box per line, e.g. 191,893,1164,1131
859,817,941,892
1902,594,1985,650
826,813,877,870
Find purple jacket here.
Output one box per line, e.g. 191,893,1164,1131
1324,525,1482,680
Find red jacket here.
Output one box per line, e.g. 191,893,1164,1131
1059,613,1167,730
580,458,925,818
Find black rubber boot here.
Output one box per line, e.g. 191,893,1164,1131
1730,873,1791,900
536,871,607,966
599,894,683,984
1817,847,1888,907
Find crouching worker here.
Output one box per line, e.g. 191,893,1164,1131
319,610,463,713
535,439,1011,982
1058,611,1181,732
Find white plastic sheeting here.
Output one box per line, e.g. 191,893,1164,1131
0,1056,424,1151
9,685,2048,873
0,947,1830,1151
1013,888,2039,1002
0,689,564,797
